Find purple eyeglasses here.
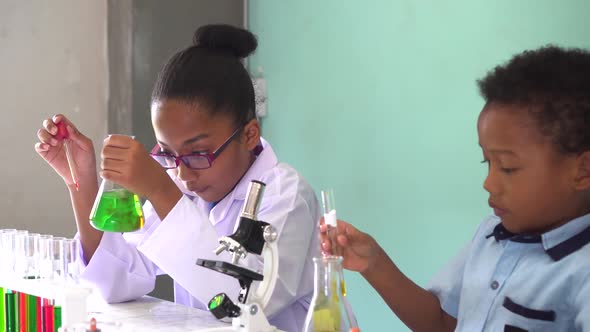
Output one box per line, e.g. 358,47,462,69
150,128,241,170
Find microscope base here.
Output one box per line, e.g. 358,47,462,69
198,303,284,332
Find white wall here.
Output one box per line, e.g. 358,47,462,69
0,1,108,236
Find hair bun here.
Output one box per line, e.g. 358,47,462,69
193,24,257,59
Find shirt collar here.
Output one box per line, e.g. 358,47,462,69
486,213,590,261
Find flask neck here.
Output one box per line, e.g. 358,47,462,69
313,256,344,297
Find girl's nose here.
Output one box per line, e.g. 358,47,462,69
176,161,197,182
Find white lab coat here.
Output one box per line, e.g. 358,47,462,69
78,138,320,332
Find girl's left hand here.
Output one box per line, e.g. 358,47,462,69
100,135,174,200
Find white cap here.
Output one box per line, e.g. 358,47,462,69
324,209,337,227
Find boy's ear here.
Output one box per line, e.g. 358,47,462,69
243,119,261,151
574,150,590,190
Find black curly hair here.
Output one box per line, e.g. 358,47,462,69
152,24,257,127
477,45,590,154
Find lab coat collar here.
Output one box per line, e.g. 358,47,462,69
167,138,277,226
231,137,277,201
209,138,278,225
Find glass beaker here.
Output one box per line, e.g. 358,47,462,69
89,178,144,232
303,256,360,332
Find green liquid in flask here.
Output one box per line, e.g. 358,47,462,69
90,189,144,232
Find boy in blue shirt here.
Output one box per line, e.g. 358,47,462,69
321,46,590,331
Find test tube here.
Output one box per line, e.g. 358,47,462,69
1,229,15,257
42,299,54,332
0,232,4,331
25,233,41,279
27,293,37,332
14,231,29,278
321,189,341,256
19,291,27,332
0,286,4,332
1,229,17,272
0,229,16,331
5,291,16,332
35,296,42,332
13,290,19,332
38,235,54,280
54,306,62,332
321,190,359,329
61,239,80,284
51,238,67,282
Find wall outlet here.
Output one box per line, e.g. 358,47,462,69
252,77,267,118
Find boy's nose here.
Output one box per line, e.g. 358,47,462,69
483,171,500,195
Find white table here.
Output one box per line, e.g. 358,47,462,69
1,277,230,331
83,294,229,332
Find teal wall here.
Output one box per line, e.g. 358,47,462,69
248,1,590,330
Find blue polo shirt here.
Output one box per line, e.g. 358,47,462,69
429,213,590,331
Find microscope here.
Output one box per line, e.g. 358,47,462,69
196,180,284,332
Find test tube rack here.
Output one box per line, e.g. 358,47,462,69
0,276,92,326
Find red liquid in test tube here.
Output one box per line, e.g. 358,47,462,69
18,292,26,332
36,297,41,332
42,299,54,332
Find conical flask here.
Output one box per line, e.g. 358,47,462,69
89,179,144,232
303,256,360,332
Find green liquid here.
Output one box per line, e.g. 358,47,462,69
90,189,144,232
13,292,17,332
1,287,5,332
312,307,341,332
26,295,35,332
53,306,61,332
311,279,342,332
5,292,15,332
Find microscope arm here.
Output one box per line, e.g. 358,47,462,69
250,231,278,311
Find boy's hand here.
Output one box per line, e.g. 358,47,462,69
35,114,96,186
320,219,382,274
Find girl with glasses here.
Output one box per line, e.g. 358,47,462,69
35,24,319,332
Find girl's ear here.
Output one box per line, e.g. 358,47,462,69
242,119,261,151
574,150,590,191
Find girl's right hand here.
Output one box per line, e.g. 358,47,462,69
320,219,382,274
35,114,96,186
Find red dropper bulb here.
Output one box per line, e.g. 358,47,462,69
55,121,69,140
89,317,97,331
